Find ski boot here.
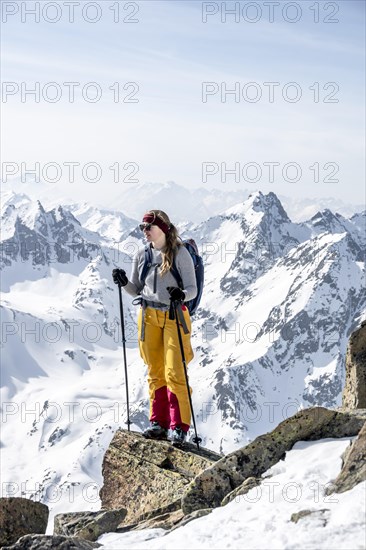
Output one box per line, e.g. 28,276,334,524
170,426,187,448
142,421,168,440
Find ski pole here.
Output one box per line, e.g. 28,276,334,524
117,283,131,431
172,300,202,451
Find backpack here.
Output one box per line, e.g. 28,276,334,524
140,239,204,315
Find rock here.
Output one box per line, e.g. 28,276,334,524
325,421,366,495
342,321,366,408
0,498,49,547
290,509,330,526
131,509,185,531
0,534,101,549
168,508,213,532
336,407,366,420
53,509,127,542
221,477,262,506
339,439,354,467
181,407,365,514
100,430,220,524
115,499,182,532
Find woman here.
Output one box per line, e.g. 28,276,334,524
112,210,197,447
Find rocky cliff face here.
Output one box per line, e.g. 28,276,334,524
1,200,104,271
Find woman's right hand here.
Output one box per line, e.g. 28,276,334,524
167,286,185,302
112,268,128,287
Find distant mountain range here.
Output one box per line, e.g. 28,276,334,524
2,176,364,223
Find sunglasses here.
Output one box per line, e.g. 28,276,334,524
139,223,154,231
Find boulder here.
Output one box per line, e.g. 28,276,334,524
181,407,365,514
221,477,262,506
115,500,183,533
99,430,220,524
325,420,366,494
53,509,127,542
0,498,49,547
129,509,185,531
342,321,366,408
127,507,212,533
0,534,101,549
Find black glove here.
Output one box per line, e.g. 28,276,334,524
112,268,128,287
167,286,185,302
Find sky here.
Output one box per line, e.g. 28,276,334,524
1,0,365,208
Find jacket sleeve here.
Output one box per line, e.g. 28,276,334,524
123,249,144,297
175,246,197,302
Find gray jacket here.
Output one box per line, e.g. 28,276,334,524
124,245,197,306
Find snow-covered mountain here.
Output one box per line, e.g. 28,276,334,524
180,191,365,450
64,203,138,243
1,189,365,522
0,192,144,520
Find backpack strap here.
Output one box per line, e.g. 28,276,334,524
170,256,183,290
140,245,153,285
137,246,153,343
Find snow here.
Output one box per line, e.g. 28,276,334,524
305,358,339,386
98,438,366,550
65,202,138,242
1,338,146,533
2,269,81,314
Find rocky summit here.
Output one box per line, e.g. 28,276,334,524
99,430,221,526
2,405,365,548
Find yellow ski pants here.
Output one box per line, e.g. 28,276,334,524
138,306,194,432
